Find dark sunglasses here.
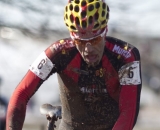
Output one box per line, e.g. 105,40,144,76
72,29,106,45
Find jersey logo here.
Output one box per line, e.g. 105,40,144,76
67,66,89,75
80,87,107,94
112,45,131,58
30,52,54,80
95,68,106,77
67,66,106,77
50,39,74,53
118,61,141,85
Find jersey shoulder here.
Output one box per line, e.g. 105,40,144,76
105,36,140,61
49,38,76,55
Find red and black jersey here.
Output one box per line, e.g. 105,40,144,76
6,36,142,130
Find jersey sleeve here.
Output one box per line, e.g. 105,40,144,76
6,41,62,130
113,46,142,130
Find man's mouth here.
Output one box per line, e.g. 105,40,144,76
85,54,98,63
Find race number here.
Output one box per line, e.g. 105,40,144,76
29,52,54,80
118,61,141,85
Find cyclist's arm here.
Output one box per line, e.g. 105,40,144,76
113,48,142,130
6,44,59,130
6,71,43,130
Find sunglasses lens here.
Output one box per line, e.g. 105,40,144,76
74,35,102,45
74,39,83,44
91,36,102,45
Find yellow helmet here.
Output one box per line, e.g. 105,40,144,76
64,0,109,33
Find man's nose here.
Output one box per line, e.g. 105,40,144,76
85,42,93,52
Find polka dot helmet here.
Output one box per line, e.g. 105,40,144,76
64,0,110,34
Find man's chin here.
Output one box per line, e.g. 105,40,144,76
86,60,99,67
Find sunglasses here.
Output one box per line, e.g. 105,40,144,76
72,29,106,46
74,35,103,45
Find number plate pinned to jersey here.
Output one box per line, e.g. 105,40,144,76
30,52,54,80
118,61,141,85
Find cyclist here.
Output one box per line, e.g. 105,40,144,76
6,0,142,130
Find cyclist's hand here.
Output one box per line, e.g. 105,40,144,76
40,104,62,121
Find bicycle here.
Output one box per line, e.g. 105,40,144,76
40,104,62,130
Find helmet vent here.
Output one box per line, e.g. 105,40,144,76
88,4,94,11
88,16,93,24
106,12,109,19
101,20,106,25
102,11,105,17
81,11,87,18
95,2,100,9
94,23,99,29
66,23,69,27
75,17,80,25
94,12,99,20
65,6,68,12
70,14,74,23
88,0,94,3
107,5,110,12
68,0,73,3
102,3,106,9
74,5,79,12
65,14,68,19
75,0,80,4
81,0,87,7
70,25,76,30
69,4,73,11
82,21,87,28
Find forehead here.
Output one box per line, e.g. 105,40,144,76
70,28,106,39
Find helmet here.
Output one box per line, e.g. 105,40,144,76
64,0,109,39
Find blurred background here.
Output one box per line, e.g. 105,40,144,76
0,0,160,130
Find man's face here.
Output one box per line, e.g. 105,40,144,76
74,34,106,66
